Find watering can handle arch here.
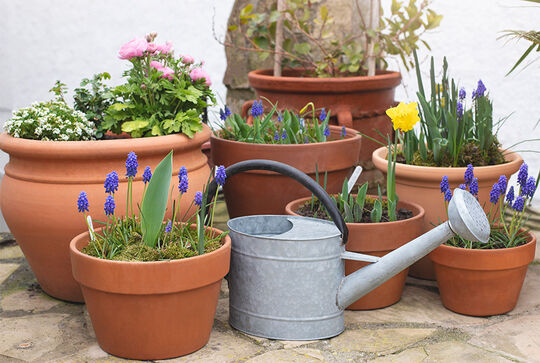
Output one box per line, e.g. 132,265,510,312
204,159,349,244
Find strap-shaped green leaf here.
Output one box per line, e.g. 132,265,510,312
141,151,173,247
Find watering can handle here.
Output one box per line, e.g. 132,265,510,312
204,159,349,244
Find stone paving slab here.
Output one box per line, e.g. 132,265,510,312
1,238,540,362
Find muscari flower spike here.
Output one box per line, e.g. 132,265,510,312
506,186,515,204
104,195,115,216
518,163,528,187
444,189,452,202
219,106,231,121
194,191,203,206
282,129,287,140
104,171,119,194
341,126,346,137
459,184,467,190
524,176,537,198
274,130,279,141
464,164,474,185
497,175,507,195
323,126,330,137
277,112,283,122
165,220,172,233
475,80,486,98
456,101,463,122
142,166,152,184
77,191,89,213
178,175,189,194
215,165,227,186
440,176,449,193
459,88,466,100
489,183,500,204
513,195,525,212
251,100,264,118
319,108,327,122
125,151,138,178
469,177,479,196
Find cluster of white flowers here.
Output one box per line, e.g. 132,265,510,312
4,101,97,141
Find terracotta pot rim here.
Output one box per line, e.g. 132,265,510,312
435,233,535,255
372,146,523,180
285,194,425,227
211,125,360,149
0,124,211,159
249,67,401,84
70,226,230,267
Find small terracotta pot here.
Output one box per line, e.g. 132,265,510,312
0,126,211,302
211,125,361,218
247,68,401,164
372,146,523,280
285,195,425,310
70,227,231,360
430,232,536,316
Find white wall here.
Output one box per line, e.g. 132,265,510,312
0,0,538,232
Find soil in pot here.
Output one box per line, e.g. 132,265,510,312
286,195,425,310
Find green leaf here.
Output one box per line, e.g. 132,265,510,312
320,5,328,20
294,42,311,55
141,151,173,247
356,182,368,212
109,103,130,112
121,120,149,133
371,199,382,223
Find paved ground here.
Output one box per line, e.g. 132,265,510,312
1,202,539,362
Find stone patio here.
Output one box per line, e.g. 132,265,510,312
1,205,539,362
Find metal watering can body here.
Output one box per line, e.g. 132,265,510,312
206,160,490,340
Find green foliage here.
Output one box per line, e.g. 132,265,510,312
227,0,441,77
216,100,337,144
73,73,115,139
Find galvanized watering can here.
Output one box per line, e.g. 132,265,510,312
206,160,490,340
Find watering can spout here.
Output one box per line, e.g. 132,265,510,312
336,188,490,310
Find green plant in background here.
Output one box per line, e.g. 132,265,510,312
224,0,442,77
216,99,345,144
77,151,228,261
103,32,215,138
73,72,115,139
396,51,505,167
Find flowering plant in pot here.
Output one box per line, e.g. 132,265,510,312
371,54,524,279
285,109,425,310
70,151,231,360
0,33,214,302
430,163,537,316
211,99,361,217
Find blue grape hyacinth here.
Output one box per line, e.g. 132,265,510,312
104,195,115,216
178,175,189,194
513,195,525,212
323,126,330,137
277,112,283,122
219,106,231,121
341,126,346,137
142,167,152,184
215,165,227,186
282,129,287,140
104,171,119,194
459,88,466,100
77,191,89,213
475,80,486,97
444,189,452,202
524,176,537,198
194,191,203,206
469,177,479,196
456,101,463,121
251,100,264,117
440,176,449,193
165,220,172,233
464,164,474,185
319,108,327,122
506,186,515,204
459,184,467,190
489,183,500,204
274,130,279,141
497,175,507,195
125,152,138,178
518,163,528,188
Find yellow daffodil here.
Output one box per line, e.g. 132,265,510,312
385,102,420,132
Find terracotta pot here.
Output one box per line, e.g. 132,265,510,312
285,195,425,310
0,126,211,302
247,68,401,164
70,227,230,360
430,232,536,316
211,126,361,218
372,146,523,280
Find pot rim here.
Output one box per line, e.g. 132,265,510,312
285,194,425,227
0,124,211,159
70,224,230,267
372,146,523,181
434,231,536,254
211,125,361,149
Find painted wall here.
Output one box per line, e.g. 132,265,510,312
0,0,538,231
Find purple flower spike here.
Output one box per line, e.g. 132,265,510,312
250,100,264,118
440,176,449,193
165,220,172,233
77,191,89,213
459,88,466,100
104,195,115,216
215,165,227,186
178,175,189,194
518,163,528,187
497,175,507,195
464,164,474,185
489,183,500,204
469,177,479,196
444,189,452,202
513,195,525,212
341,126,346,137
323,126,330,137
281,129,287,140
142,167,152,184
179,166,188,179
104,171,119,194
476,80,486,97
125,152,138,178
319,108,327,122
456,101,463,122
506,186,515,204
524,176,537,198
459,184,467,190
274,130,279,141
194,191,203,206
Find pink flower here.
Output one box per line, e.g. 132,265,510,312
180,54,194,64
147,42,158,53
160,66,175,80
118,38,148,59
189,67,211,86
156,41,173,54
150,61,164,70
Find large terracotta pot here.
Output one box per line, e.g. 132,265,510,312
430,232,536,316
247,68,401,165
372,146,523,280
70,227,231,360
285,195,425,310
0,126,211,302
211,126,361,218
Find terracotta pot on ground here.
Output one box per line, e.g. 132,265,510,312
372,146,523,280
247,68,401,166
211,126,361,218
0,126,211,302
430,232,536,316
285,196,425,310
70,227,230,360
